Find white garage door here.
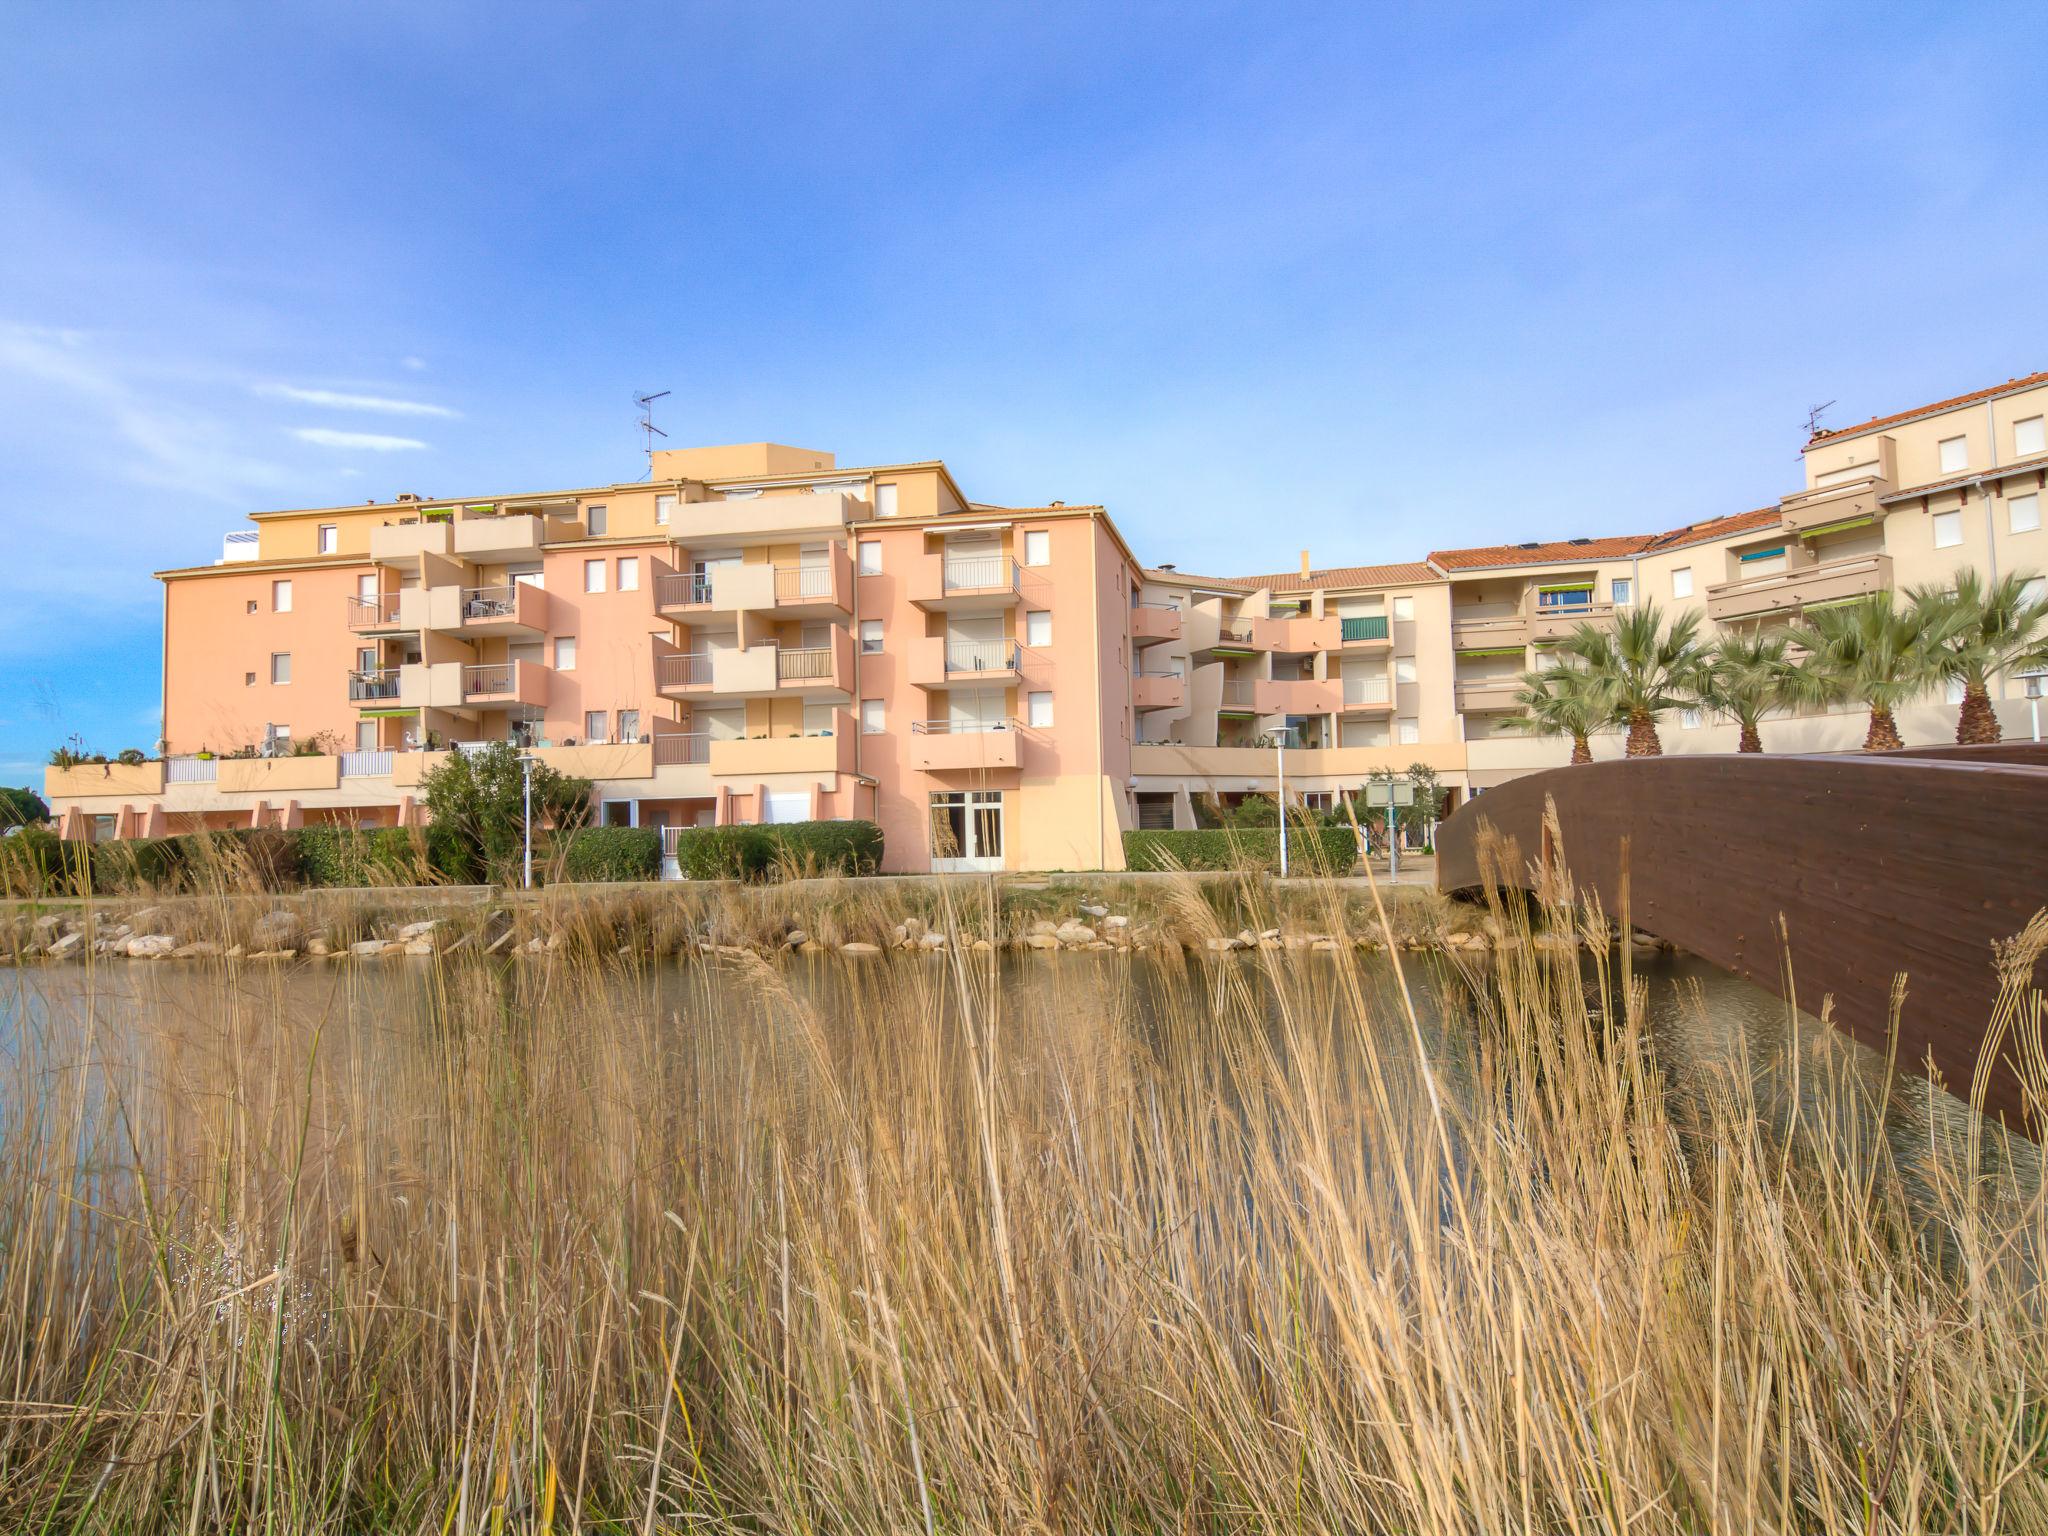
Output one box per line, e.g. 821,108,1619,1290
764,791,811,825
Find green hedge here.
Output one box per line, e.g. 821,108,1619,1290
1122,827,1359,875
669,820,884,882
296,826,438,887
0,827,305,897
559,826,661,883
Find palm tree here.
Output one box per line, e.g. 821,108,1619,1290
1557,601,1707,757
1696,631,1796,753
1498,664,1614,765
1784,595,1956,752
1904,568,2048,745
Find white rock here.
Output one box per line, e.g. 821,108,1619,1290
126,934,177,959
1024,933,1061,950
1102,914,1130,928
840,941,882,955
1079,903,1109,918
351,939,394,957
917,931,948,950
46,931,85,958
397,919,438,941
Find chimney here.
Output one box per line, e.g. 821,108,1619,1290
1300,549,1312,580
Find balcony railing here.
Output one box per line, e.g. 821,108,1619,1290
1342,676,1391,706
339,750,394,777
910,717,1017,734
774,564,833,600
164,756,217,784
1215,622,1256,646
349,668,401,702
652,732,710,766
941,555,1019,592
777,646,835,681
658,652,712,689
1220,679,1257,709
347,593,401,628
945,640,1019,674
463,663,514,696
459,585,521,621
1340,615,1389,642
655,572,714,608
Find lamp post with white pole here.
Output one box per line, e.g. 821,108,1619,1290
518,753,537,890
1275,730,1288,878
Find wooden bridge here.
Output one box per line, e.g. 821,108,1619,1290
1435,743,2048,1127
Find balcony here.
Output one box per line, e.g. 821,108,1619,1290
1780,437,1895,537
671,489,867,543
462,661,548,708
1339,676,1393,713
1706,553,1892,624
347,592,405,632
654,562,774,617
1256,677,1341,715
369,518,453,564
1455,677,1524,714
909,635,1022,688
1252,614,1338,653
349,667,404,705
909,719,1022,773
1218,678,1259,714
1452,612,1530,652
770,550,854,619
1529,601,1616,644
451,513,544,560
654,633,851,700
652,731,710,766
708,716,857,778
1131,604,1182,646
453,582,547,637
1338,615,1392,648
774,632,854,695
1203,621,1266,657
1133,673,1185,710
45,760,166,800
908,551,1023,611
1132,742,1469,780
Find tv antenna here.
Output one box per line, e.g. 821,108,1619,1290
635,390,670,465
1804,399,1836,439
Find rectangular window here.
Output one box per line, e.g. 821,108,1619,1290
1396,717,1419,745
584,710,607,743
1933,509,1964,549
1394,657,1418,684
1023,529,1051,566
555,636,577,670
586,504,608,536
859,619,884,653
265,723,291,754
357,573,377,601
860,698,884,734
618,709,640,743
1938,436,1967,475
2017,417,2047,458
1392,595,1415,622
1611,577,1633,605
874,484,899,518
857,540,882,574
2011,493,2041,534
272,578,292,612
654,494,674,526
357,647,376,672
270,652,291,685
355,721,378,752
584,559,606,593
1026,690,1054,728
2023,577,2047,607
317,524,338,555
617,556,639,591
1024,609,1052,646
1671,567,1694,599
1681,708,1702,730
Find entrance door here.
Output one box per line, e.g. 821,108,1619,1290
930,790,1004,872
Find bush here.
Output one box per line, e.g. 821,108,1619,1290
1122,827,1358,875
296,826,436,887
669,820,884,882
670,826,773,881
559,826,661,883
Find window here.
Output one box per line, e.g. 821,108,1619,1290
1026,690,1054,728
357,573,377,601
272,579,292,612
246,599,258,613
355,721,378,752
1938,436,1967,475
2011,493,2041,534
584,559,606,593
874,484,899,518
2023,577,2047,608
1681,708,1702,730
1023,529,1051,566
1611,577,1633,605
1394,657,1418,684
1396,717,1420,745
1024,610,1052,646
1933,509,1964,549
270,652,291,685
654,493,674,526
265,723,291,754
1945,678,1967,706
245,671,256,687
317,524,338,555
357,647,376,672
554,636,577,670
617,556,639,591
618,709,640,743
586,504,608,536
860,699,885,734
1671,566,1694,599
584,710,608,744
859,620,884,653
2018,417,2047,458
1392,595,1415,622
858,540,882,575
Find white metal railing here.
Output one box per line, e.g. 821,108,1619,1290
463,663,515,696
658,652,712,689
460,585,520,621
165,756,217,783
774,564,832,600
347,593,401,627
221,530,259,563
944,640,1018,674
349,668,401,701
1344,676,1391,706
653,732,710,766
339,750,394,777
941,554,1019,592
452,740,498,758
777,646,834,681
910,717,1017,734
656,571,714,608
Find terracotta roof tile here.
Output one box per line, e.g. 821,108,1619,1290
1807,371,2048,445
1641,506,1781,552
1143,561,1436,592
1426,536,1653,572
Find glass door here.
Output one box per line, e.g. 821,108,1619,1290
930,790,1004,872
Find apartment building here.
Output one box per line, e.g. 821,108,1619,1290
44,371,2048,867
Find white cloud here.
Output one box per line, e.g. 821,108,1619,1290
400,356,428,371
255,382,458,417
290,427,428,452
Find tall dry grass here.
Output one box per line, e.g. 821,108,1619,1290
0,867,2043,1533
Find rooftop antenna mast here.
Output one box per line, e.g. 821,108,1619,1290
1804,399,1836,440
635,389,670,471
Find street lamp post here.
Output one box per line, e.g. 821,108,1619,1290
518,753,537,890
1275,732,1288,878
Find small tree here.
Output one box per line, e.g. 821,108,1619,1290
1498,664,1613,765
1785,596,1956,752
1558,601,1707,757
0,786,49,827
1905,568,2048,745
418,742,592,884
1697,631,1796,753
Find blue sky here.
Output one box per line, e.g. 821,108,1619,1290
3,1,2043,782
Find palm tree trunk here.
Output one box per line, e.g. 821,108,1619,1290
1956,684,2002,746
1570,733,1592,765
1624,708,1662,757
1864,705,1903,752
1737,720,1762,753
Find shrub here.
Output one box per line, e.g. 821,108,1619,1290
670,826,773,881
668,821,884,882
418,743,591,886
1122,827,1358,875
296,826,435,887
0,786,48,827
560,826,661,883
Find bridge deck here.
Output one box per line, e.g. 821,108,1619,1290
1435,742,2048,1127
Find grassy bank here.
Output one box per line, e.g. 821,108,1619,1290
0,870,2042,1531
